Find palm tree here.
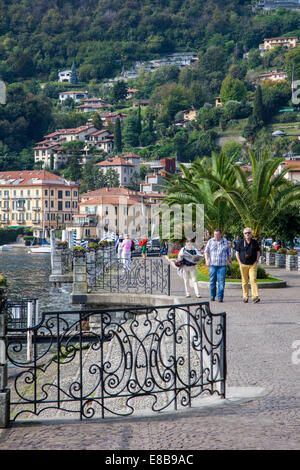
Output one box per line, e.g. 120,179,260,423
200,150,300,241
164,151,240,237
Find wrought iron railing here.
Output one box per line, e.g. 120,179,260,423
6,303,226,421
4,298,39,329
86,249,171,295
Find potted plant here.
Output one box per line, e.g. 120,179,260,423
275,247,287,268
0,274,7,287
88,242,99,251
266,247,276,266
72,246,86,257
56,241,68,249
286,249,297,271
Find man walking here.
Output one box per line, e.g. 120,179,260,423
235,228,260,303
205,229,231,303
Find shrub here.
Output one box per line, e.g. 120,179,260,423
277,248,287,254
287,249,297,255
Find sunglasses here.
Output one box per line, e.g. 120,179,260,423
244,232,251,235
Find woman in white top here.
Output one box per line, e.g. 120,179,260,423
177,239,203,298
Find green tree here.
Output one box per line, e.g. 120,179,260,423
105,168,120,187
220,74,247,104
70,62,79,85
114,117,122,153
253,85,265,124
123,115,140,148
111,81,127,104
92,113,103,130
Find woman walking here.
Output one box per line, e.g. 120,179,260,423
177,239,203,298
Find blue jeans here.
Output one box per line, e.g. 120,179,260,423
209,265,227,300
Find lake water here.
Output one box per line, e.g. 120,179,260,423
0,246,77,312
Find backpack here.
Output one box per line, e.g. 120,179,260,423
131,240,135,251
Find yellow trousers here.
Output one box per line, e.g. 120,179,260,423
239,263,259,300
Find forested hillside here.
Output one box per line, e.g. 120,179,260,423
0,0,283,82
1,1,300,175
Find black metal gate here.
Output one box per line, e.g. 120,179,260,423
6,302,226,421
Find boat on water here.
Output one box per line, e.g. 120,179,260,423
0,245,13,251
29,237,51,254
30,245,51,253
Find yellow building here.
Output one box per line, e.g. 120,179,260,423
0,170,79,237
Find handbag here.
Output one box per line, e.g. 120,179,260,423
174,259,185,267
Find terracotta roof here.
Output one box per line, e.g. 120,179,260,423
0,170,78,186
283,161,300,170
96,157,134,167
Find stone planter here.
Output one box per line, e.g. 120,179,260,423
275,253,286,268
266,252,275,266
286,255,298,271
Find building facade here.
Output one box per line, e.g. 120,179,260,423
0,171,79,237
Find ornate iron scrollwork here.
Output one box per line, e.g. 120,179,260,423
7,303,226,421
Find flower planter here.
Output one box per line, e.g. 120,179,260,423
286,255,297,271
266,252,275,266
275,253,286,268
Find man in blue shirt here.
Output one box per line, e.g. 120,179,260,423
205,229,231,302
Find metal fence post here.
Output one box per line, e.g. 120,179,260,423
0,288,10,428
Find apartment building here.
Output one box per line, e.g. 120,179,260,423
59,91,89,104
34,124,114,169
75,98,111,113
96,157,136,186
67,187,166,240
257,70,287,84
259,36,299,54
0,171,79,238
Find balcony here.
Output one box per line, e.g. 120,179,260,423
32,207,41,211
32,220,41,225
1,219,10,224
2,207,10,211
16,206,25,211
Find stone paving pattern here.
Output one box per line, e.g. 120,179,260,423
0,266,300,450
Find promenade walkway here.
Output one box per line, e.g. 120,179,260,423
0,266,299,450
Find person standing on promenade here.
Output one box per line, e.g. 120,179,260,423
205,229,231,303
160,240,168,256
235,228,261,303
121,234,133,270
177,239,203,298
139,238,148,259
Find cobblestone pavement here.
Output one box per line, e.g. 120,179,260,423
0,266,300,450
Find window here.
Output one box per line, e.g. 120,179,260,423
105,207,109,215
65,191,70,197
58,201,63,211
45,201,48,208
51,190,54,196
58,190,63,199
51,201,54,208
45,190,48,196
114,207,118,215
72,202,77,209
65,201,70,208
